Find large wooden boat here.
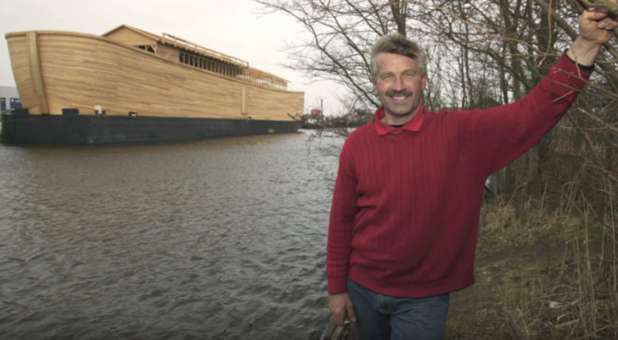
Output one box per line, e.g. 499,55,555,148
1,25,304,145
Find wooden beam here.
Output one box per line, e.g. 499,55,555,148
577,0,618,18
27,32,49,113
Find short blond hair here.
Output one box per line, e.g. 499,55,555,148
370,34,427,81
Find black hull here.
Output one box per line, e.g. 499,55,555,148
1,113,302,145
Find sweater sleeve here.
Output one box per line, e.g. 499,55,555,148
454,54,592,175
326,138,359,294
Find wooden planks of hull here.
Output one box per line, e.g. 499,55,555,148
5,30,304,121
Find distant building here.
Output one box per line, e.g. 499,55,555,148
0,86,21,113
310,108,323,118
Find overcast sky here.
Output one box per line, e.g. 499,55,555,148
0,0,346,114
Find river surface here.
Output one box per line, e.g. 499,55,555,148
0,131,343,340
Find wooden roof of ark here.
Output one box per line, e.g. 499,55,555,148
102,25,289,87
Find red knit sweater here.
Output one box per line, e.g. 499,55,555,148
327,54,591,297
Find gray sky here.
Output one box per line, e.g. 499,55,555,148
0,0,346,114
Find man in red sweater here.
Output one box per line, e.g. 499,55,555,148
327,6,617,340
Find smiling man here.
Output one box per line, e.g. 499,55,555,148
373,49,427,125
326,6,618,340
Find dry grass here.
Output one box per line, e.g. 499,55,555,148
448,184,617,340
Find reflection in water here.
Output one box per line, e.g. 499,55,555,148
0,131,342,339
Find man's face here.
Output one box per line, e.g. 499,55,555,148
374,53,427,119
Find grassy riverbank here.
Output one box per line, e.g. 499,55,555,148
447,193,617,339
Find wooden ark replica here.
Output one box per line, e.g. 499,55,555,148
1,25,304,145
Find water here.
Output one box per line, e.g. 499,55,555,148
0,131,343,340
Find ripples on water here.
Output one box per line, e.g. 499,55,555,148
0,131,343,339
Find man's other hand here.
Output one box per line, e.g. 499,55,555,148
579,2,618,45
328,293,356,327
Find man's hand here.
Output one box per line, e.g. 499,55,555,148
328,293,356,327
569,3,618,65
579,4,618,45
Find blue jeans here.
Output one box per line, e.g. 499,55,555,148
347,280,450,340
